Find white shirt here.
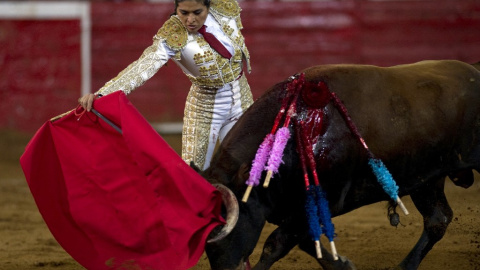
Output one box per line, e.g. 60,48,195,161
203,14,235,56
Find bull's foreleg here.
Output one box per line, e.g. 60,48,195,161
298,238,356,270
252,222,302,270
398,177,453,269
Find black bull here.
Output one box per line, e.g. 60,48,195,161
200,60,480,270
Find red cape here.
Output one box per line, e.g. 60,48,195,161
20,92,224,270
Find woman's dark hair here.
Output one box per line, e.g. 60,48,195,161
172,0,211,15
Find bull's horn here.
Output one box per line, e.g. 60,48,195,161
207,184,239,243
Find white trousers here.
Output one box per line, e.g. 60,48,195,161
182,75,253,170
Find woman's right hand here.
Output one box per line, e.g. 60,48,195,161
77,93,97,112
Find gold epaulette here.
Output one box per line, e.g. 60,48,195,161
210,0,241,19
155,16,188,51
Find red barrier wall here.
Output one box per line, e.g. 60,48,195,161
2,1,480,133
0,19,81,132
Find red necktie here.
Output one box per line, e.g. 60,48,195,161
198,25,232,59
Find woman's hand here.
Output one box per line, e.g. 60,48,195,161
77,93,97,112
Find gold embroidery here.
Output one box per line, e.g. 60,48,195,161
210,0,241,19
243,46,250,59
222,24,234,37
232,49,242,62
234,35,244,48
194,53,203,65
236,17,243,30
174,51,182,61
224,72,234,82
186,47,244,89
194,50,215,65
208,65,219,76
182,85,215,169
216,57,229,68
238,75,254,111
197,36,208,47
204,50,214,63
221,62,231,75
209,0,251,74
96,38,168,96
199,66,209,77
156,16,188,51
231,61,241,73
181,75,252,169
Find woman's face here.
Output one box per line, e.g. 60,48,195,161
176,0,209,33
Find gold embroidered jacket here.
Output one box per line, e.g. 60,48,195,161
96,0,251,96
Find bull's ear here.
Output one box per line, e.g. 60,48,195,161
190,161,202,173
236,163,250,183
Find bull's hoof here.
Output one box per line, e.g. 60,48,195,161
320,255,357,270
336,255,357,270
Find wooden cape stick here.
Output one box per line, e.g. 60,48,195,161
51,106,122,136
91,108,123,134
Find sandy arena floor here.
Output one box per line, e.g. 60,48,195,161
1,132,479,270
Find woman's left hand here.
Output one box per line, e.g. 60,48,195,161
77,93,97,112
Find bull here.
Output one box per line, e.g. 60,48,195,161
199,60,480,270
